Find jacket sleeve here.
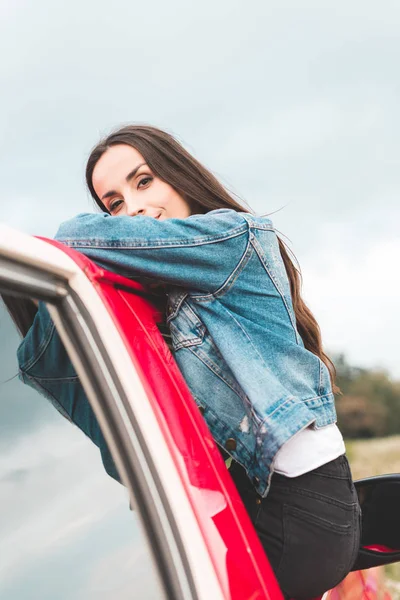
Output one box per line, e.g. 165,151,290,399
55,209,249,293
17,302,120,483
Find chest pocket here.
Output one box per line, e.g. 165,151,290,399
166,292,205,351
166,290,253,413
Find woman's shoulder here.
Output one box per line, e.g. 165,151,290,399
192,209,274,230
239,212,275,230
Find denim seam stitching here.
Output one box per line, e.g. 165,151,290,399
168,303,206,348
258,396,299,421
318,358,324,396
187,345,250,401
167,292,188,318
241,213,274,231
172,337,203,351
21,374,73,421
303,392,335,403
250,236,300,344
350,505,360,570
22,375,80,382
285,503,353,533
257,394,334,426
218,304,273,377
19,320,56,372
191,233,253,301
61,226,248,250
273,485,358,509
309,471,349,481
276,504,290,582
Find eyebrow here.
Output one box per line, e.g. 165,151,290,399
100,162,147,201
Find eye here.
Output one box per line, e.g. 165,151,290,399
137,176,153,189
109,198,123,213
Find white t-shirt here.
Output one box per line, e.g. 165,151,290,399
273,424,346,478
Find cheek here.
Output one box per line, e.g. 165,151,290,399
152,181,175,204
173,193,192,216
155,180,191,215
162,186,186,208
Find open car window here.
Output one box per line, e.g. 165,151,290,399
0,303,165,599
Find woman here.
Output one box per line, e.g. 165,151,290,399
3,125,360,599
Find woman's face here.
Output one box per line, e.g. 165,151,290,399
92,144,192,220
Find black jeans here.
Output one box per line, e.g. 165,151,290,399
230,455,361,600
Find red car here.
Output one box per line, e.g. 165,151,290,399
0,225,398,599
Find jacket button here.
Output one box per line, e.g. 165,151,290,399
225,438,237,451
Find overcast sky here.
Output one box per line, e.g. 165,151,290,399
1,2,400,596
1,0,399,380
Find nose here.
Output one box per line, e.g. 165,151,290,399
119,187,147,217
125,198,146,217
131,208,145,217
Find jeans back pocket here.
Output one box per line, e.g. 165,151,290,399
277,501,359,599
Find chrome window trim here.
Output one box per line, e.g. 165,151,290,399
48,291,196,600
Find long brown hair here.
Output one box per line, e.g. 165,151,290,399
1,294,38,338
86,125,339,393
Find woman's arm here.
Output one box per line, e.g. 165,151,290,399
17,302,120,483
55,209,249,292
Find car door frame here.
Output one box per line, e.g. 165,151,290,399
0,224,227,600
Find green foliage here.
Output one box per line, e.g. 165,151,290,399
333,353,400,439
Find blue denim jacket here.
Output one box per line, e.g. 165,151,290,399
17,209,336,497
